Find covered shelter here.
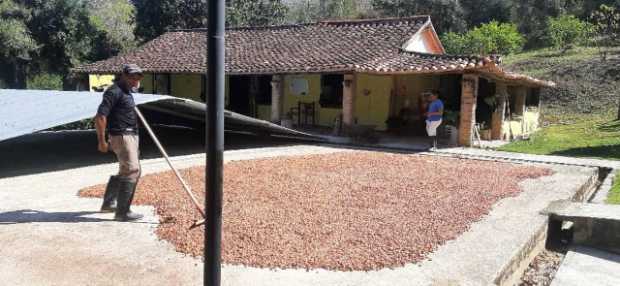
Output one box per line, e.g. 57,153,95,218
74,16,554,146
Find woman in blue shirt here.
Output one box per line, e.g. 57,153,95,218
424,90,443,150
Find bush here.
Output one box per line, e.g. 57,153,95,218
441,21,525,55
27,73,63,90
590,4,620,48
547,15,592,52
441,32,469,54
468,21,525,55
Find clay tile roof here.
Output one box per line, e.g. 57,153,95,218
73,16,553,87
359,52,555,87
73,16,431,75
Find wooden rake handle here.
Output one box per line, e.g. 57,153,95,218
134,106,206,219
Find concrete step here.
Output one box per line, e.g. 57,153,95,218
551,246,620,286
542,200,620,254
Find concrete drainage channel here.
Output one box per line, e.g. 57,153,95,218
508,166,606,286
323,142,612,285
414,150,614,285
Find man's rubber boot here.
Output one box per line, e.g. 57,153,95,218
100,176,120,212
114,178,143,221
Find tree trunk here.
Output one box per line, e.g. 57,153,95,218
617,98,620,120
13,60,27,89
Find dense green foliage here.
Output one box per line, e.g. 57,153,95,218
441,22,525,55
133,0,208,42
0,0,136,89
591,4,620,47
372,0,466,32
0,0,619,91
27,73,63,90
547,15,592,52
289,0,361,23
226,0,288,27
87,0,137,54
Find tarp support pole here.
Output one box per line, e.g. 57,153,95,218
206,0,225,285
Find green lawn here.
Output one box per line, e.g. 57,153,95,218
498,114,620,160
607,172,620,205
502,46,620,78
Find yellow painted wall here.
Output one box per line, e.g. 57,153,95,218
88,74,115,91
280,73,399,130
141,73,154,93
502,109,540,139
171,74,202,101
282,74,340,127
138,73,229,104
89,73,154,94
354,74,393,130
395,74,439,112
285,75,348,127
256,104,271,121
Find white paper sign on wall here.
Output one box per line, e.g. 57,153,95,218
290,77,309,96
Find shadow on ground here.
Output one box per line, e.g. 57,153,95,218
598,120,620,133
0,209,158,225
551,144,620,160
0,210,110,224
0,126,304,179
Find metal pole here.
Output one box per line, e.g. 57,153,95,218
206,0,225,284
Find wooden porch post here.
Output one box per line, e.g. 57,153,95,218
270,75,283,123
491,83,508,140
459,74,479,146
342,73,356,129
514,86,527,116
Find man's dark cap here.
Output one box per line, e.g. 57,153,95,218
122,64,143,75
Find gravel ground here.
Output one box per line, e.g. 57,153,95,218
520,249,566,286
80,151,552,271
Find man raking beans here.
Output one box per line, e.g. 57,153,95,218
94,64,145,221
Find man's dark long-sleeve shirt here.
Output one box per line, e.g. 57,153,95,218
96,82,138,135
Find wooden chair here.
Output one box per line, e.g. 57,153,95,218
297,101,316,127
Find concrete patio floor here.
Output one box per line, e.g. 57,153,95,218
0,131,601,285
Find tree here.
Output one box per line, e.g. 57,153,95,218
441,21,525,55
512,0,568,48
440,32,469,54
460,0,512,28
589,4,620,119
371,0,467,33
547,15,591,53
133,0,208,42
288,0,360,23
226,0,288,27
25,0,101,88
87,0,137,57
591,4,620,47
0,0,38,88
579,0,620,18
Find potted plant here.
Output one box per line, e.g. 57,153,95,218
442,110,459,146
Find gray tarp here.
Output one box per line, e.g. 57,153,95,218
0,89,318,142
0,89,171,142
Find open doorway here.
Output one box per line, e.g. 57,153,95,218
228,75,272,117
229,75,252,116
